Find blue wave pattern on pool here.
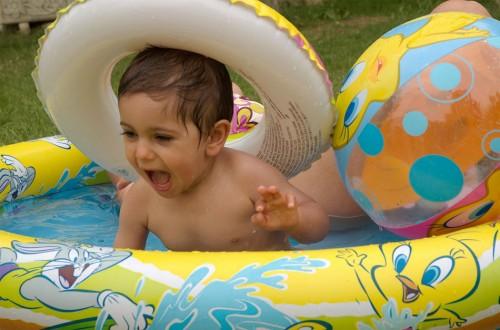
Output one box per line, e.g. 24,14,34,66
149,257,326,329
0,184,404,250
45,161,102,195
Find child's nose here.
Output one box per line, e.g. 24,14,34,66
135,140,155,160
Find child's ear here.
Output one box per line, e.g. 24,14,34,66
206,119,231,156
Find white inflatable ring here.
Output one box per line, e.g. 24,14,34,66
34,0,335,180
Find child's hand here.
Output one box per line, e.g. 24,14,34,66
251,185,299,232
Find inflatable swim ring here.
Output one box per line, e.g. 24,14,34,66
33,0,335,180
0,138,499,328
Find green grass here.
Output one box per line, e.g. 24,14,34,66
0,0,498,146
278,0,499,91
0,27,58,144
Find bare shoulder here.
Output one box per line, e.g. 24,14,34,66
222,149,308,199
224,149,286,184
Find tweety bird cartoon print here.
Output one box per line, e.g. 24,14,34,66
338,222,500,328
428,168,500,236
333,12,489,149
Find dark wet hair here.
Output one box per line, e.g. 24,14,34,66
118,47,233,137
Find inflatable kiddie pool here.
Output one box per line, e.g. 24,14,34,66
0,0,498,329
0,139,499,329
1,138,499,329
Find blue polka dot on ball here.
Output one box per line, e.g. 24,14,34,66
409,155,463,202
358,123,384,156
403,111,428,136
430,62,461,91
487,36,500,49
491,137,500,153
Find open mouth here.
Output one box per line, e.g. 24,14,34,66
58,264,88,288
146,170,171,191
396,275,421,303
59,265,76,288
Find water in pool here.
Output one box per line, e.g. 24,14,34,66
0,184,405,250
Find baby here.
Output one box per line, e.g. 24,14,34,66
113,47,330,251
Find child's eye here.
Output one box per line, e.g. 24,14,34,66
155,134,173,142
120,131,136,139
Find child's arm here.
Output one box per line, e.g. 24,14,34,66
251,185,330,244
114,182,149,250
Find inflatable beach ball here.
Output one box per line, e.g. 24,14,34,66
333,12,499,238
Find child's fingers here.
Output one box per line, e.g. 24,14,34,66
286,193,296,208
255,199,266,212
257,186,275,201
257,185,278,194
252,213,280,231
267,185,278,194
256,185,268,195
257,186,289,209
257,185,281,201
251,212,267,227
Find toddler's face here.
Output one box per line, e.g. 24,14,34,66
118,92,211,197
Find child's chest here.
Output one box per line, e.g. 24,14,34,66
146,191,277,251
